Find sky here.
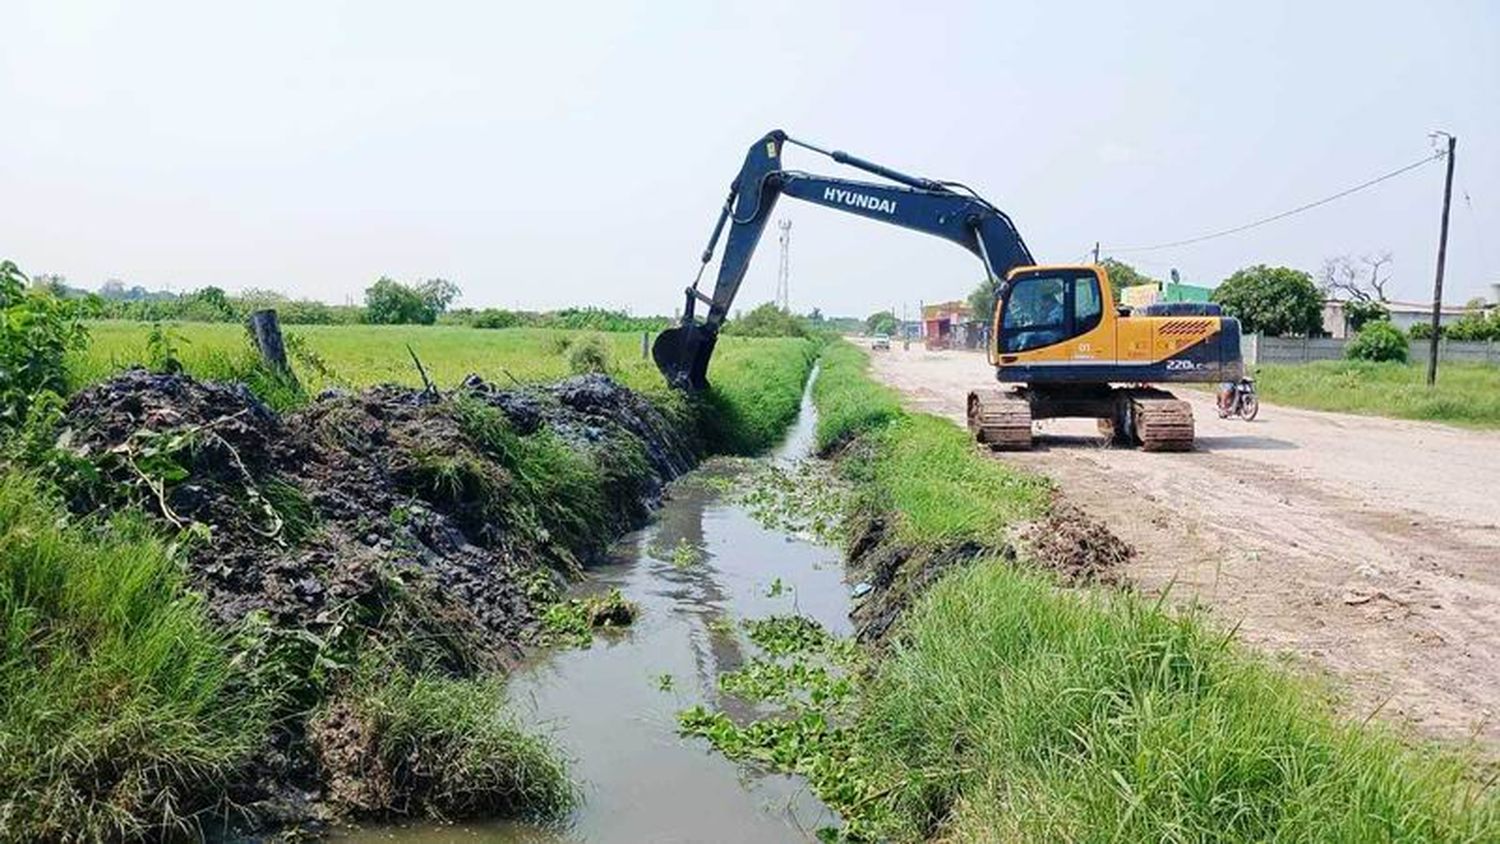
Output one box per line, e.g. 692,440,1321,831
2,1,1496,318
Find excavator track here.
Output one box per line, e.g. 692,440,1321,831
967,389,1033,450
1127,389,1195,452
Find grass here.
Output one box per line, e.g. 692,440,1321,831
318,664,575,818
0,472,269,841
860,561,1498,841
801,340,1500,841
1250,360,1500,428
698,333,819,453
815,340,1049,545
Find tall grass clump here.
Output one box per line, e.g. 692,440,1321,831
0,472,268,840
1253,360,1500,428
811,340,904,453
451,397,610,557
858,558,1500,841
315,664,574,819
814,340,1048,544
697,335,818,454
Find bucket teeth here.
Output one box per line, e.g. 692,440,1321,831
967,389,1033,450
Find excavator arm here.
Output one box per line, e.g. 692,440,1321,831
654,130,1035,390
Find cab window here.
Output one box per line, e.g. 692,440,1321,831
1001,275,1068,352
1000,272,1103,353
1074,276,1102,334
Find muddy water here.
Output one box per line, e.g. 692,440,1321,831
340,368,847,842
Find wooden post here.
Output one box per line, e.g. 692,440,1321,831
247,308,293,378
642,330,650,360
1426,133,1457,386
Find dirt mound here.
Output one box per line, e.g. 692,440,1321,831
59,369,699,661
844,499,1131,643
1019,501,1133,584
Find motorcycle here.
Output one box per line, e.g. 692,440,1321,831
1218,377,1259,421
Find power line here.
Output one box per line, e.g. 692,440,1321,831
1104,150,1446,254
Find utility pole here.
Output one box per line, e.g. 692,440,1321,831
1426,132,1457,387
1092,242,1100,264
775,219,792,311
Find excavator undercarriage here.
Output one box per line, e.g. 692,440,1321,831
967,385,1196,452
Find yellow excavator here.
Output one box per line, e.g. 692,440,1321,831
654,130,1243,451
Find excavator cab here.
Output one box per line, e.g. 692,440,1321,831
989,265,1241,386
991,266,1110,369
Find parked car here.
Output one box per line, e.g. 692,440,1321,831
871,333,891,350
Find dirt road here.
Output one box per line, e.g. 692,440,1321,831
868,344,1500,748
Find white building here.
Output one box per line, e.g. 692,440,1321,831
1322,284,1498,338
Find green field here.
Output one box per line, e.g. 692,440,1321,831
803,341,1499,841
1251,360,1500,428
74,320,670,394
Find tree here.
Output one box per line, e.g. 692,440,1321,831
1211,265,1323,337
865,310,898,335
1098,258,1159,289
1320,253,1392,303
419,278,460,314
365,277,437,324
967,280,996,326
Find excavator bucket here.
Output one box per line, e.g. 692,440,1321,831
652,322,718,391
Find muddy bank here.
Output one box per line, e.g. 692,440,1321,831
53,368,703,828
842,482,1133,644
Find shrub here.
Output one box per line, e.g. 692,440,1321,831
1346,321,1409,363
365,278,460,325
565,333,612,375
472,308,526,329
722,302,809,338
0,260,88,428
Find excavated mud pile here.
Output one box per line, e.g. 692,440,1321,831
59,369,699,660
844,500,1132,643
1018,501,1133,584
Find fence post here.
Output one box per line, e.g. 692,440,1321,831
641,331,650,360
247,308,294,379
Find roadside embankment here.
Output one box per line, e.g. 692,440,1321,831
812,339,1500,841
1249,359,1500,428
0,333,817,840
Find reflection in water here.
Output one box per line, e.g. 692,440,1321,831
335,367,845,843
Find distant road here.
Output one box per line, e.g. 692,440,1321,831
867,342,1500,749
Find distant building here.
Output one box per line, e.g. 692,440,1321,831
1321,299,1479,339
1120,281,1213,309
921,300,972,350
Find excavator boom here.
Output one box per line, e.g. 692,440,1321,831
654,130,1033,389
